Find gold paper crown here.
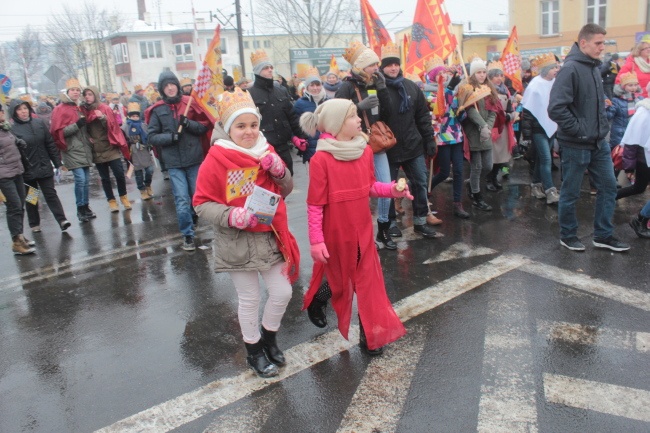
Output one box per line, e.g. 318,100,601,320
107,92,119,100
530,52,557,71
218,87,257,125
458,84,491,111
488,60,504,72
19,94,34,105
134,84,143,92
619,71,639,86
250,49,270,68
66,78,81,90
381,42,400,60
127,102,141,114
343,40,366,65
180,78,192,87
405,72,423,83
298,66,320,80
425,56,445,72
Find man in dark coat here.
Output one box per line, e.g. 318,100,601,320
247,50,306,175
600,53,620,99
548,23,629,252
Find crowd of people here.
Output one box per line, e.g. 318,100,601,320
1,23,649,377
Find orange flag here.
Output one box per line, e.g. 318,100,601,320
405,0,457,77
360,0,392,56
329,54,339,74
501,26,523,93
191,25,224,123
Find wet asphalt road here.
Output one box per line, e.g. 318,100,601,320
0,154,648,433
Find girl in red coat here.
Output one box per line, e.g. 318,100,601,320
300,99,410,355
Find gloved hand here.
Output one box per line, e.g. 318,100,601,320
372,72,387,90
447,72,461,90
310,242,330,264
426,140,437,157
15,138,27,149
171,133,180,143
76,117,87,128
228,207,258,230
291,136,308,151
480,125,491,142
260,152,286,178
179,115,190,128
357,95,379,111
391,180,414,200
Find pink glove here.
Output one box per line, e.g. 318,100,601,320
228,207,258,229
260,152,286,178
391,181,414,200
310,242,330,264
292,136,308,151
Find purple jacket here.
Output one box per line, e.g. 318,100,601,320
622,144,647,171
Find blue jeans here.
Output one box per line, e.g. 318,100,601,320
558,143,617,240
135,166,154,190
373,152,391,223
388,154,429,225
430,143,464,202
532,132,553,190
168,164,200,237
71,167,90,206
641,200,650,218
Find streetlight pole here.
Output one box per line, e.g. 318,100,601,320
304,0,314,48
235,0,246,75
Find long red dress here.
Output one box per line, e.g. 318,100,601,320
303,146,406,350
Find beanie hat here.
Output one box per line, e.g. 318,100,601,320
380,42,400,69
251,50,273,76
217,87,260,134
299,98,356,137
469,58,487,76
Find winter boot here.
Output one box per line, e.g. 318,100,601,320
545,187,560,204
530,183,546,199
244,340,279,378
376,220,397,250
77,206,90,222
453,202,470,219
630,214,650,239
108,199,119,213
12,235,35,255
145,185,154,197
485,167,502,191
426,212,443,225
260,327,286,366
359,318,383,356
471,191,492,211
120,195,132,210
84,205,97,219
307,282,331,328
140,189,152,201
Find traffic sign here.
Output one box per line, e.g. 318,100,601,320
0,75,12,95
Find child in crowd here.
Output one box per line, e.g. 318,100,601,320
193,88,300,378
122,103,154,200
607,72,643,152
299,98,409,355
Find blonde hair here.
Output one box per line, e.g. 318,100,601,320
632,41,650,58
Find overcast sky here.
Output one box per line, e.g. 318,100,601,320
1,0,508,42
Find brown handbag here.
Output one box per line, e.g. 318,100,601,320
354,86,397,154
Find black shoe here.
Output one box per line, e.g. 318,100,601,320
260,327,285,366
471,192,492,211
77,206,89,223
60,220,72,231
84,205,97,219
307,300,328,328
592,236,630,252
376,221,397,250
453,202,470,219
244,341,279,378
388,225,402,238
486,181,498,192
413,224,438,238
182,236,196,251
359,320,383,356
630,215,650,239
560,237,586,251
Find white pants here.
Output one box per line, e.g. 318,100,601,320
229,262,293,344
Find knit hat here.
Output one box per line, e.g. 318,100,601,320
303,67,321,86
127,102,141,116
619,71,639,86
217,87,260,133
469,58,487,76
380,42,400,69
299,98,356,137
65,78,81,92
344,40,379,70
157,71,181,104
251,49,273,76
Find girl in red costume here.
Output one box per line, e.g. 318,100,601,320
193,88,300,378
299,99,410,355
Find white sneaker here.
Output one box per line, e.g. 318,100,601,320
545,187,560,204
531,183,546,199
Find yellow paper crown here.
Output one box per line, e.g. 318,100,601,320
381,42,400,60
458,84,491,111
250,49,271,68
619,71,639,86
343,40,366,65
530,52,557,72
298,66,320,80
66,78,81,90
133,84,143,92
127,102,141,114
405,72,423,83
180,78,192,87
218,87,257,126
425,56,445,72
488,60,504,72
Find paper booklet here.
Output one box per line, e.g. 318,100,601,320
244,185,281,225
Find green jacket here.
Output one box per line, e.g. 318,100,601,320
462,98,496,151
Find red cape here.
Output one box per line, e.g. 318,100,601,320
50,102,82,151
193,144,300,284
81,102,130,159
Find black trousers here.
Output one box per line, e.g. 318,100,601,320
25,176,67,227
616,162,650,200
95,158,127,200
0,175,26,238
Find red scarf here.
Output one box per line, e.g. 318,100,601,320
50,102,82,151
193,145,300,283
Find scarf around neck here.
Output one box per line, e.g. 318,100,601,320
306,88,326,104
315,133,367,161
385,73,412,114
323,81,342,93
634,55,650,73
214,132,269,159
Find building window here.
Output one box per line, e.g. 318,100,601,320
175,43,193,62
263,40,271,48
221,38,228,54
244,41,249,49
112,43,129,64
253,40,260,49
587,0,606,28
140,40,163,59
541,1,559,36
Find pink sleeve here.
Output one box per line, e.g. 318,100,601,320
307,204,324,245
368,181,393,198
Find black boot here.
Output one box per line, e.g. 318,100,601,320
376,220,397,250
77,206,89,223
485,167,502,191
307,282,331,328
471,191,492,211
244,340,279,378
261,327,285,366
84,205,97,219
359,319,383,356
630,214,650,239
453,202,470,219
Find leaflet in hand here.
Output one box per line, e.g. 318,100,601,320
244,185,281,225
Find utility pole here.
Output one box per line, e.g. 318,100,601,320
235,0,246,76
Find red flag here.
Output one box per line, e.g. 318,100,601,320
405,0,458,76
501,26,523,93
360,0,392,56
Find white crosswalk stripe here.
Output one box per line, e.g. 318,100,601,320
537,320,650,354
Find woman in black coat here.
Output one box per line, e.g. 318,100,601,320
9,100,70,232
